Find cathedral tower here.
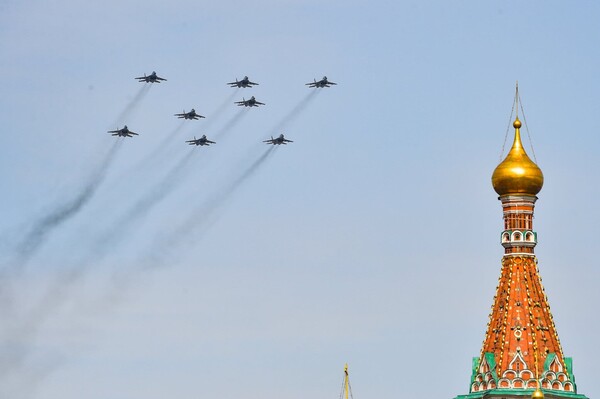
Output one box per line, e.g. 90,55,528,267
454,104,588,399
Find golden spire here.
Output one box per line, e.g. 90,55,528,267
344,364,349,399
492,116,544,196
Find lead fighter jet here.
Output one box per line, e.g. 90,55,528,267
235,96,265,107
227,76,259,88
174,109,205,120
306,76,337,88
186,135,215,146
108,125,138,137
135,71,167,83
263,134,293,145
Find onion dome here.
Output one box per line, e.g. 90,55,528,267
492,117,544,196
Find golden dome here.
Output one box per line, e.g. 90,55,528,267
532,388,544,399
492,117,543,196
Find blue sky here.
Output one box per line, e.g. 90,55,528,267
1,1,599,398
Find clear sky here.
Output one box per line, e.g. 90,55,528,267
1,1,599,398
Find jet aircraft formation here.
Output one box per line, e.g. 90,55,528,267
107,72,337,146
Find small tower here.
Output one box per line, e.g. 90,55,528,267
454,100,588,399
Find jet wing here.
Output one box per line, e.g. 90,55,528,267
206,139,216,144
254,101,265,105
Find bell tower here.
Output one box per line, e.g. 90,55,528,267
454,95,588,399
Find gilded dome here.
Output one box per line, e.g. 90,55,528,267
492,118,544,196
532,388,545,399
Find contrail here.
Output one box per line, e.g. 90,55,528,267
213,108,247,140
94,149,196,255
149,146,277,267
11,139,123,269
0,148,275,389
140,91,239,164
152,121,187,154
202,90,238,131
186,146,276,235
131,91,238,173
0,151,198,387
5,83,152,268
214,146,276,206
0,85,154,391
131,121,186,171
4,146,194,308
65,148,277,305
268,90,319,136
1,150,197,346
109,83,151,128
0,267,79,391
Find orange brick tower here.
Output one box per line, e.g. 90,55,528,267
454,105,587,399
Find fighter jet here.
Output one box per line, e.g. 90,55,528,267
174,109,205,120
235,96,265,107
263,134,293,145
186,135,216,146
135,71,167,83
306,76,337,88
107,125,138,137
227,76,259,88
